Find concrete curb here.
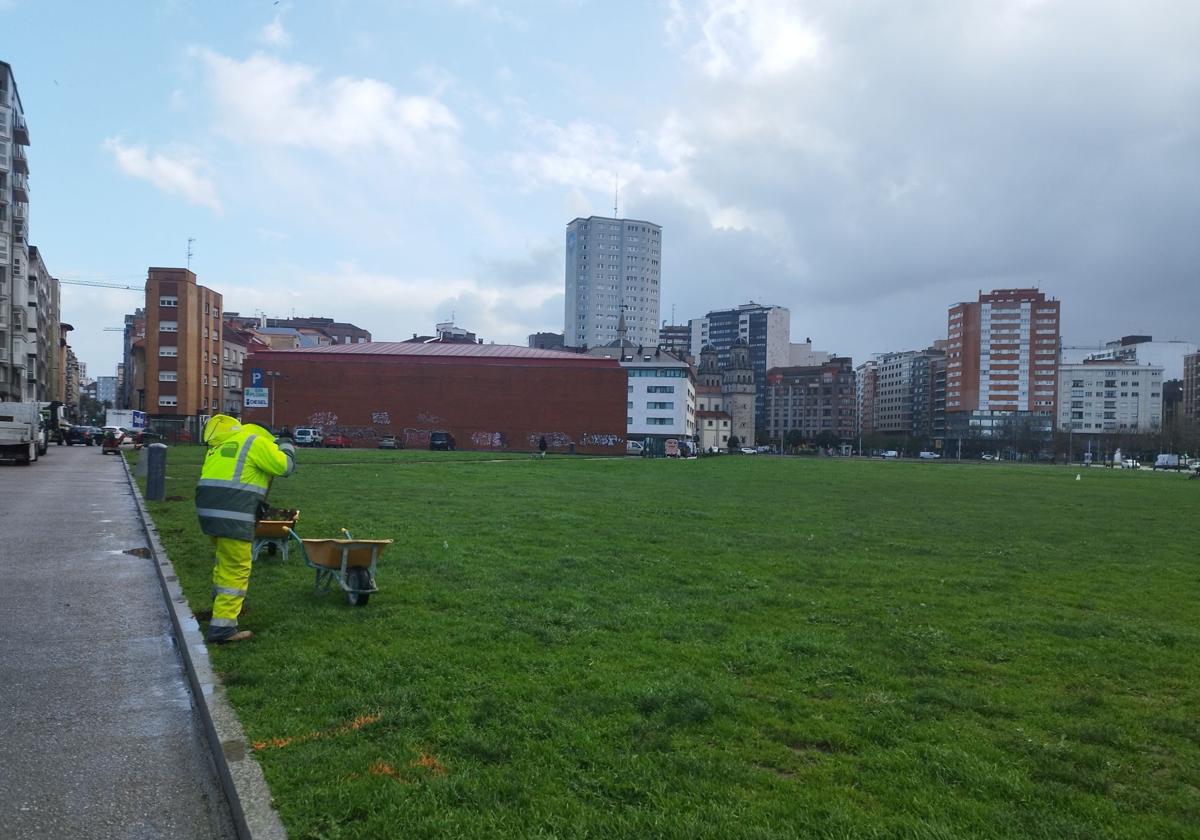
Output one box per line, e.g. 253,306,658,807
122,454,288,840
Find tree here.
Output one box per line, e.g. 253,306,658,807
785,429,805,450
727,435,741,452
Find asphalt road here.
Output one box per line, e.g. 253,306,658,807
0,444,236,839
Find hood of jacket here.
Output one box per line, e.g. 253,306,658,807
203,414,242,447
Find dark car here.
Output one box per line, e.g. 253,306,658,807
429,432,456,451
64,425,94,446
323,433,351,448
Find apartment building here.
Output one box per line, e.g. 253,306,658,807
144,268,223,429
763,357,856,442
588,344,695,444
565,215,662,349
1,61,36,401
1182,352,1199,422
689,302,791,430
1057,361,1163,434
946,288,1061,416
27,246,60,402
855,359,878,436
657,323,691,358
1083,335,1197,381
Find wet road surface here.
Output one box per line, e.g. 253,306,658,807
0,445,236,839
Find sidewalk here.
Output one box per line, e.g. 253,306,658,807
0,446,236,839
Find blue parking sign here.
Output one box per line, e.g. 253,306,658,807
250,367,264,387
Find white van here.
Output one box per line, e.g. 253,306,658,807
626,440,645,456
294,428,323,447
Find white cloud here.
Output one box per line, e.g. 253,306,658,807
677,0,824,80
104,139,222,213
194,49,462,168
259,14,291,48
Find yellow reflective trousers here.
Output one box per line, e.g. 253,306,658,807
209,537,252,639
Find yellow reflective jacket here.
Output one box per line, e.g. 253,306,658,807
195,415,293,540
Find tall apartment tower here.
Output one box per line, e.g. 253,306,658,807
1183,352,1199,422
1,61,34,401
690,302,791,430
564,215,661,349
145,268,224,429
946,288,1061,417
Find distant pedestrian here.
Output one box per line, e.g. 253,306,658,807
538,436,547,458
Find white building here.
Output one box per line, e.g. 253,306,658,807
564,216,661,349
588,344,695,444
1057,362,1163,434
1,61,35,401
1082,336,1198,382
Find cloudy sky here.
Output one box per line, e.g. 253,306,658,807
4,0,1198,376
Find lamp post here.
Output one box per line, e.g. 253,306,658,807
266,370,281,430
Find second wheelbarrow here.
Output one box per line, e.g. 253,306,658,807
300,528,393,607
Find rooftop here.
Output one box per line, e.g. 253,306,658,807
251,341,619,367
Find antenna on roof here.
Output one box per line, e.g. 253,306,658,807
186,237,195,270
613,173,619,217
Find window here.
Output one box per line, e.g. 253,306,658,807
158,396,177,407
203,375,208,386
159,371,177,382
160,321,178,332
647,401,674,410
647,417,672,425
159,296,178,307
159,346,178,357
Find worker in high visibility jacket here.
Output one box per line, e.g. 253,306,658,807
196,414,295,643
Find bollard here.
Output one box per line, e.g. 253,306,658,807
146,443,168,501
135,448,148,478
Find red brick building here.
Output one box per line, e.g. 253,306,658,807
947,288,1060,415
240,342,627,454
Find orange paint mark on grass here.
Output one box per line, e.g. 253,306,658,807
413,752,447,776
251,711,383,752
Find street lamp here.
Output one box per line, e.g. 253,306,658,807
266,370,282,430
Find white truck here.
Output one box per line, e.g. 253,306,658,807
105,409,147,432
0,401,41,465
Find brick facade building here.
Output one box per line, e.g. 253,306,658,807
239,342,627,454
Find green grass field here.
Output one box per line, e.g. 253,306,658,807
136,448,1200,839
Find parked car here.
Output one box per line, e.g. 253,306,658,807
429,431,456,451
323,433,351,448
1153,454,1182,470
64,425,94,446
626,440,645,456
918,451,941,460
377,435,399,449
739,447,758,455
294,428,323,447
882,450,899,459
1121,458,1141,469
981,453,997,461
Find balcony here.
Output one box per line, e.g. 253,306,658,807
11,173,28,204
13,116,30,146
12,145,28,175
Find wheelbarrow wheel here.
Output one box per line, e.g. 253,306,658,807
346,567,371,607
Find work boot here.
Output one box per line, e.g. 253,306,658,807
207,627,254,644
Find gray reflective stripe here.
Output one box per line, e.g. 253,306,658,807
196,485,260,514
214,585,247,597
232,435,257,482
283,452,295,476
196,508,256,522
210,617,238,628
197,478,267,496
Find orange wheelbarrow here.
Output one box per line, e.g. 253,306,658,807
300,528,393,607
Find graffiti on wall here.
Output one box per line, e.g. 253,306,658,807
371,411,391,425
307,411,339,430
528,431,574,449
470,431,509,449
581,433,623,448
403,428,432,448
416,412,441,425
